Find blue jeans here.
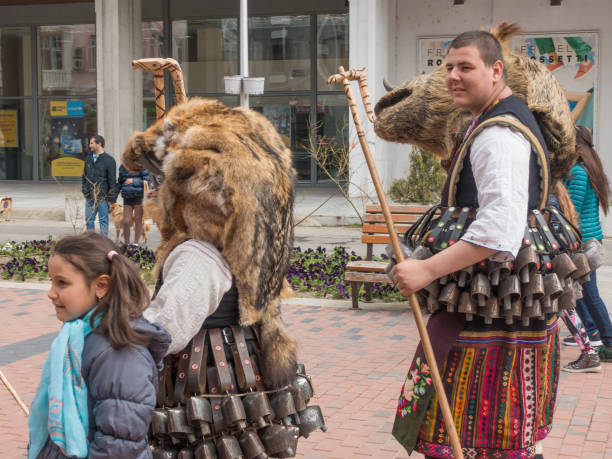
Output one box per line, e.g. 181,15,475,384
85,199,109,236
574,270,612,346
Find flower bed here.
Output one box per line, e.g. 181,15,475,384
0,239,404,302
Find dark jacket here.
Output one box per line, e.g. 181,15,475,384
36,318,171,459
117,165,150,200
82,152,117,202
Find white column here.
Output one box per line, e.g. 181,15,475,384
239,0,249,108
348,0,397,200
95,0,142,164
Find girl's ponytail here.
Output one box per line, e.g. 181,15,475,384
94,249,151,348
53,232,151,348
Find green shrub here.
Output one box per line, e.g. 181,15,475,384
389,146,446,204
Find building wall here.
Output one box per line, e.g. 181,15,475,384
351,0,612,226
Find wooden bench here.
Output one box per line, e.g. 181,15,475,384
345,204,431,308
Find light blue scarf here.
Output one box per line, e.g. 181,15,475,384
28,308,98,458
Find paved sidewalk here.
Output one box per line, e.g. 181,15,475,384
2,282,612,458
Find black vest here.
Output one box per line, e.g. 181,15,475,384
440,95,550,210
201,279,240,329
153,260,241,329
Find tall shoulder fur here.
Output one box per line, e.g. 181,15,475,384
123,98,297,388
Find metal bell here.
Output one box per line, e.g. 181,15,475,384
269,390,297,426
481,296,500,325
551,252,577,280
275,426,300,459
243,392,272,429
488,260,511,286
239,430,268,459
573,280,584,300
194,441,218,459
421,281,440,313
297,405,327,438
503,299,522,325
470,273,491,308
260,424,295,458
583,239,604,271
543,272,563,311
438,281,460,313
558,282,576,311
167,406,197,444
221,395,248,431
178,449,195,459
152,408,171,441
186,396,213,438
499,275,521,311
523,271,545,309
153,448,178,459
458,291,477,321
570,252,591,284
454,265,474,288
516,245,538,284
439,274,449,286
216,434,243,459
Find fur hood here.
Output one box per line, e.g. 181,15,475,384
122,98,297,388
374,22,577,182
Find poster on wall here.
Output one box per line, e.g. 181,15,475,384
417,32,598,134
50,100,85,177
417,37,453,75
50,100,85,155
0,109,18,148
512,32,598,132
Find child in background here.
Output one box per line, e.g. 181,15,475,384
28,232,170,459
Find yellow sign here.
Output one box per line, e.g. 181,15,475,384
51,157,85,177
50,100,67,117
0,110,18,147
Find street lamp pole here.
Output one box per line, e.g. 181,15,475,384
240,0,249,108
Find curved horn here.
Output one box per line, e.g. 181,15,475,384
382,77,396,92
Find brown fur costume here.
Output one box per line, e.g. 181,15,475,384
123,97,297,388
374,22,578,215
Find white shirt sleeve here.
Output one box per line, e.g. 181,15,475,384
460,119,531,261
143,239,233,355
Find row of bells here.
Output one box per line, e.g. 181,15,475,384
151,365,327,459
415,244,598,325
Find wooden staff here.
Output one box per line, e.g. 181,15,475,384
132,57,187,119
0,369,29,416
328,66,464,459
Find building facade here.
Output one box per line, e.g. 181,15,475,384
0,0,349,185
1,0,611,208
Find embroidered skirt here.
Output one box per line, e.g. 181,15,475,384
413,315,560,459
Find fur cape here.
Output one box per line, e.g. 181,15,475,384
374,22,577,185
122,98,297,388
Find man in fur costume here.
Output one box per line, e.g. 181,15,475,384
376,24,580,459
122,97,325,457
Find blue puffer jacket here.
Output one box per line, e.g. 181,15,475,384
36,318,171,459
118,165,150,200
565,163,603,242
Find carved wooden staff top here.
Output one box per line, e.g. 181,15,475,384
132,57,187,119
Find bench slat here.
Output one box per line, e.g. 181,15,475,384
365,204,431,214
365,214,420,223
361,223,410,234
346,260,388,273
362,234,403,244
344,271,392,283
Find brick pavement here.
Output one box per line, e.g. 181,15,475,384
1,284,612,458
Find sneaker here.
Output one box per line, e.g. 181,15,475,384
597,345,612,362
562,353,602,373
562,335,578,346
589,331,603,347
562,333,602,347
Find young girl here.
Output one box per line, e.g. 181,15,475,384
28,232,170,458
